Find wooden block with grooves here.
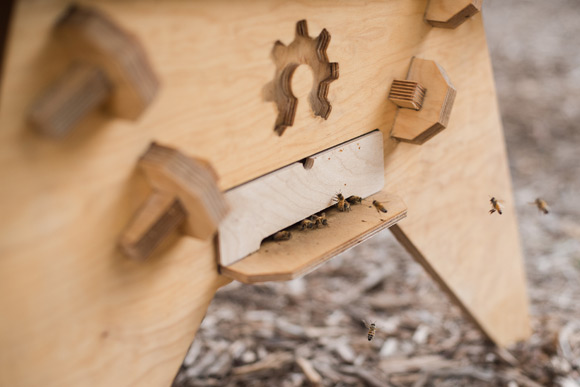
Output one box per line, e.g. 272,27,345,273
391,57,456,144
388,80,426,110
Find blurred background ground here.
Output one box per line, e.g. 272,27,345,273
174,1,580,385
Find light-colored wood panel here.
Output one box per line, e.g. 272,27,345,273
0,0,433,191
0,1,528,386
219,131,384,266
221,191,407,283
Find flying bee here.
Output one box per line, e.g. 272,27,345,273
489,196,504,215
334,193,351,212
362,320,377,341
272,230,292,241
372,200,387,213
300,218,316,230
310,212,328,228
529,198,549,214
347,195,362,205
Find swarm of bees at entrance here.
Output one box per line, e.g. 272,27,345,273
334,193,351,212
301,212,328,230
333,193,366,212
271,192,390,243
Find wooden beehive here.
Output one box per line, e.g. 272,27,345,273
0,1,530,386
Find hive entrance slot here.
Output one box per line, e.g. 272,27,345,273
220,190,407,284
218,131,385,267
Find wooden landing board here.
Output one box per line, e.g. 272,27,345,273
219,131,384,266
0,1,529,386
222,191,406,283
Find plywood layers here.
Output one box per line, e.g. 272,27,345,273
0,1,528,386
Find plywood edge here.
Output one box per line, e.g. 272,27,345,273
221,191,407,284
218,130,384,266
389,224,531,347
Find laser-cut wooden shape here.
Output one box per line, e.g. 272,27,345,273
28,4,159,138
119,143,229,260
425,0,482,29
390,57,456,145
264,19,339,136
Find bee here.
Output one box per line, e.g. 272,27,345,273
489,197,504,215
310,212,328,228
372,200,387,213
334,193,351,212
347,195,362,205
272,230,292,241
529,198,549,214
362,320,377,341
300,218,316,230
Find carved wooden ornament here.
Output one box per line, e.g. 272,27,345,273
264,20,339,136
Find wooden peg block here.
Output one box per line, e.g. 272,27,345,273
119,143,229,260
425,0,482,29
390,57,456,145
218,131,384,267
388,80,426,110
28,4,159,138
119,192,187,260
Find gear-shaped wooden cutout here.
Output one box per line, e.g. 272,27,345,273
265,20,339,136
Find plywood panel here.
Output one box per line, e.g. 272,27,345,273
0,1,529,386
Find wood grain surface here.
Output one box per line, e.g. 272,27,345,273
0,1,529,386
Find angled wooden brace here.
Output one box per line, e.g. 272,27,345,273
119,143,229,260
389,57,456,145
